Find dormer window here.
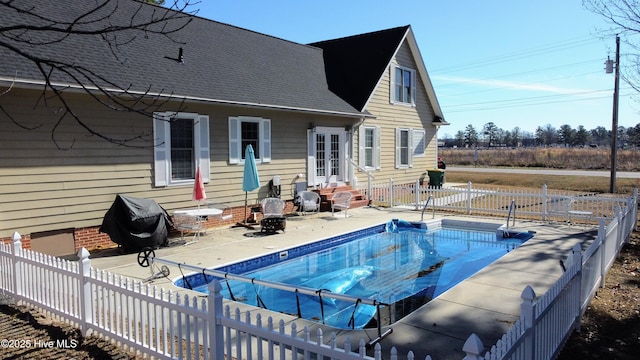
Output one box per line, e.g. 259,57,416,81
391,65,416,105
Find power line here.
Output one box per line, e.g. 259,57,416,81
446,88,613,107
432,36,603,74
430,32,638,128
440,70,604,98
435,59,603,89
443,89,634,113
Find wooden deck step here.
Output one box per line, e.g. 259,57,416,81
314,186,369,212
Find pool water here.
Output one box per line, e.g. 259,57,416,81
178,220,531,329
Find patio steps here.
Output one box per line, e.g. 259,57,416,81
315,186,369,212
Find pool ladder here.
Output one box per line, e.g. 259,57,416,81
420,194,433,222
506,199,516,229
503,199,516,237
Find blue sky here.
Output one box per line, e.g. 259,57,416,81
194,1,639,137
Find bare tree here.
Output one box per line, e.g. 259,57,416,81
0,0,197,148
583,0,640,92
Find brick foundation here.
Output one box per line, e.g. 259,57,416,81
1,233,31,249
1,200,297,253
74,227,113,252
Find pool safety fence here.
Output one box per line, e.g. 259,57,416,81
0,190,637,360
138,248,392,340
359,180,631,224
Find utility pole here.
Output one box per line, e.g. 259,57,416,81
605,35,620,193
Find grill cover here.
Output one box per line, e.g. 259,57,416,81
100,195,173,252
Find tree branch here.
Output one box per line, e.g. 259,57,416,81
0,0,197,148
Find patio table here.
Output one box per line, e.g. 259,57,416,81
173,208,223,244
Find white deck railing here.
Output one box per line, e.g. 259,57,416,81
1,187,637,360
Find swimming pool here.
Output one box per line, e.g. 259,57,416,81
175,219,532,329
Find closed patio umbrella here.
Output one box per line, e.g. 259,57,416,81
237,144,260,228
192,164,207,208
188,164,208,242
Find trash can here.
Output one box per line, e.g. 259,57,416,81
427,169,445,188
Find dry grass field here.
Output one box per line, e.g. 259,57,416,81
440,147,640,172
441,146,640,194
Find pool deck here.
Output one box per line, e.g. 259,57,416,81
88,206,597,360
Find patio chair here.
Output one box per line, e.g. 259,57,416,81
296,191,321,215
173,212,205,244
567,198,593,225
331,191,353,218
260,197,286,233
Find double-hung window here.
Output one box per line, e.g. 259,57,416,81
153,112,210,187
394,128,426,167
228,116,271,164
358,126,380,170
395,128,412,168
170,118,195,180
391,65,416,105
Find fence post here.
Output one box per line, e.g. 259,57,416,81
77,247,93,335
368,174,373,204
415,179,420,210
461,333,484,360
624,198,633,241
626,197,636,239
466,181,472,215
389,178,394,208
11,232,22,301
615,205,623,250
208,280,224,360
571,243,583,332
520,285,536,360
598,219,607,289
541,184,548,222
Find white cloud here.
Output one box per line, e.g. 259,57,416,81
433,75,595,96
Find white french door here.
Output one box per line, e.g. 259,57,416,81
310,127,345,186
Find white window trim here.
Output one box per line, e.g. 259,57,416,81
395,127,413,169
153,112,210,187
228,116,271,164
358,125,381,170
390,64,416,106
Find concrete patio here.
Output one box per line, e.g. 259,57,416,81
88,206,597,360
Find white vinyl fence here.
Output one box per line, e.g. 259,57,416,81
1,188,637,360
359,180,628,224
481,195,637,360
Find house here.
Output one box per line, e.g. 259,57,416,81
311,26,447,186
0,0,446,254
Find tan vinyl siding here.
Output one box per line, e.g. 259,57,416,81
356,41,438,185
0,88,357,236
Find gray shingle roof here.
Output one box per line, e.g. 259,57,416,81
310,26,410,112
0,0,363,117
